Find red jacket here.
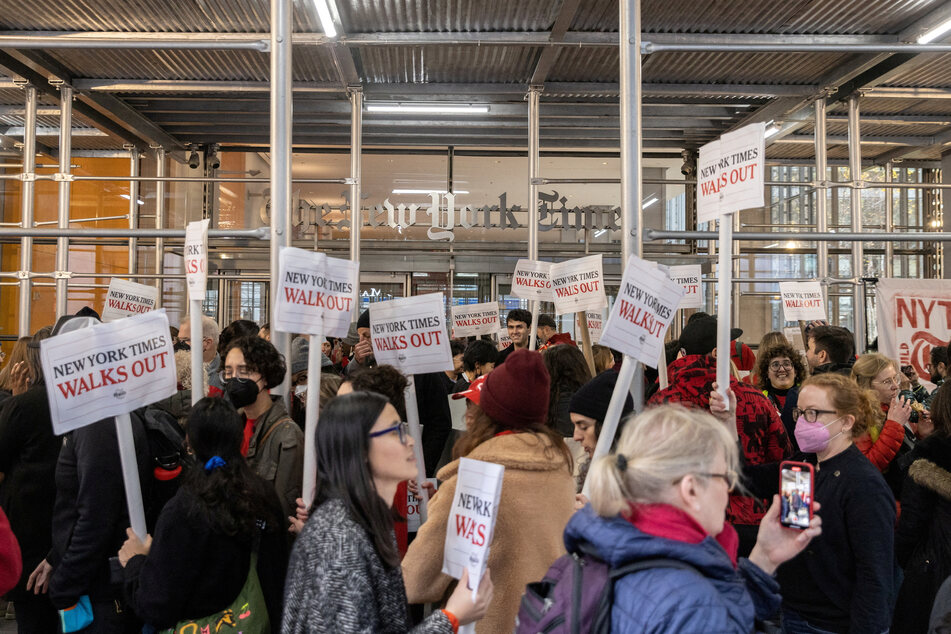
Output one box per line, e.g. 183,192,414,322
0,507,22,596
648,354,793,525
538,332,576,351
854,403,906,472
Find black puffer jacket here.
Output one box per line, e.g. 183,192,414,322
893,433,951,634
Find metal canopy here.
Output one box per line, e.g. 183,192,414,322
3,0,951,159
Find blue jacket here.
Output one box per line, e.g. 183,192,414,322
563,507,781,633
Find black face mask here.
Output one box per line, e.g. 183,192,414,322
224,377,260,409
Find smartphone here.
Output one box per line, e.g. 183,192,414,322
779,461,814,530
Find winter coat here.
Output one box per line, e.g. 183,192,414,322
0,507,21,596
122,485,288,631
648,354,792,525
538,332,575,351
244,397,303,522
48,417,150,609
282,498,452,634
562,506,781,633
893,434,951,634
402,432,576,633
0,383,60,600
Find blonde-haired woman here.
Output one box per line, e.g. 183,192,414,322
851,353,914,485
740,372,897,632
562,404,820,633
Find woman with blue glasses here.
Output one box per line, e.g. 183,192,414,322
282,391,492,633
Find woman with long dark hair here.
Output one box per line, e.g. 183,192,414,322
542,344,592,438
282,391,492,633
118,397,288,632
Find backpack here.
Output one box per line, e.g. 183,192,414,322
516,546,700,634
137,406,191,530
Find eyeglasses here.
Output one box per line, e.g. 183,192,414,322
697,469,738,491
369,421,411,445
793,407,837,423
769,360,793,371
875,375,901,388
219,366,257,382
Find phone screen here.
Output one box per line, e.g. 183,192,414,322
780,464,813,529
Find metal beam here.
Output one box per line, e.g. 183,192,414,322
872,126,951,165
530,0,582,85
74,92,185,152
0,131,54,157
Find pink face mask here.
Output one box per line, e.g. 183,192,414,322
794,415,844,453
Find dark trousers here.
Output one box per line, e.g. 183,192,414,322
734,523,759,559
76,600,140,634
14,595,58,634
421,427,450,478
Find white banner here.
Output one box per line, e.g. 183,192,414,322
41,310,177,435
599,255,685,367
451,302,501,338
668,264,703,309
369,293,453,375
274,247,359,338
442,457,504,598
697,123,766,223
585,310,604,344
779,281,827,322
101,278,159,322
877,278,951,385
510,259,554,301
550,254,608,315
184,219,209,302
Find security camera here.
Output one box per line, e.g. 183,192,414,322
187,148,201,169
680,150,697,177
206,144,221,170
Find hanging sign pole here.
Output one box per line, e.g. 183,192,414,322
716,216,733,402
185,219,210,405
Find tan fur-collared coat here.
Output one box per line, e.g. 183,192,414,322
402,431,576,633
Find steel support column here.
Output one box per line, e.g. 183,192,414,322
154,146,166,307
885,162,894,278
55,84,72,319
127,147,139,275
620,0,645,411
270,0,292,400
527,87,541,350
349,87,363,309
17,85,36,336
848,96,866,351
814,98,829,305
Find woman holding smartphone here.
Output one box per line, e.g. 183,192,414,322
729,372,897,633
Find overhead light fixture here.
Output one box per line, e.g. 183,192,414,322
206,144,220,170
392,188,469,195
594,229,609,237
314,0,337,38
918,17,951,43
642,195,660,209
367,104,489,114
764,121,782,138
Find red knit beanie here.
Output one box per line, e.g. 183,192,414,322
480,348,550,428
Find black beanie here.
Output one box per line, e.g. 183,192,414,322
569,368,634,423
357,309,370,330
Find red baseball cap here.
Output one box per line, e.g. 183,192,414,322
451,375,487,405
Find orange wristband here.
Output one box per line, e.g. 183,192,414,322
441,609,460,633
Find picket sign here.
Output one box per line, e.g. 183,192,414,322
510,259,554,353
273,247,360,506
101,278,159,323
668,264,703,310
451,302,501,338
576,312,596,376
697,123,765,403
877,278,951,386
585,310,604,344
369,293,454,521
40,310,177,540
497,327,512,351
779,281,826,322
185,220,209,406
407,478,438,532
599,255,684,367
549,254,608,316
442,458,504,603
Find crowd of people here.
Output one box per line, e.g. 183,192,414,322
0,305,950,633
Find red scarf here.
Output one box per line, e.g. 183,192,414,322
625,502,739,567
241,418,256,457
